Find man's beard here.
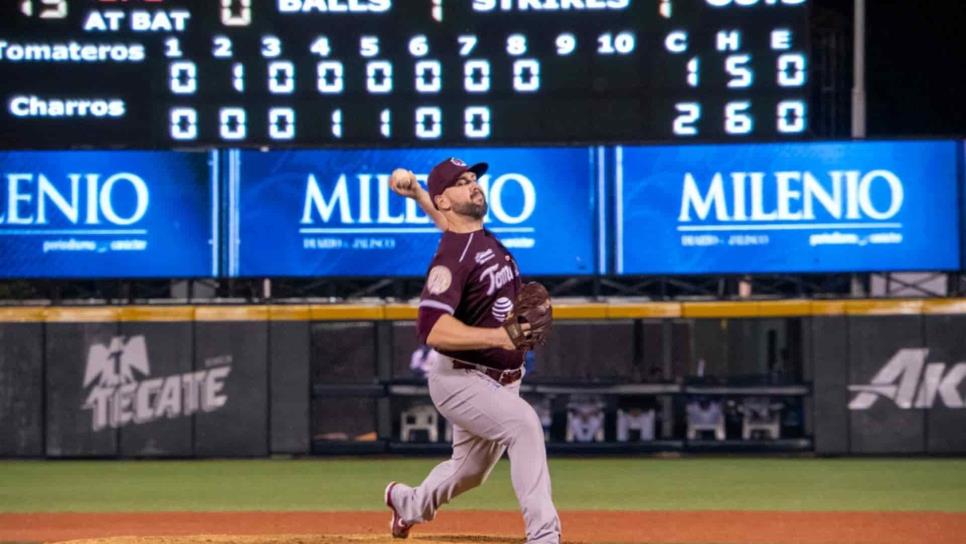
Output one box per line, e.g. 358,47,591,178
453,196,487,219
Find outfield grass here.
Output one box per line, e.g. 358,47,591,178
1,458,964,513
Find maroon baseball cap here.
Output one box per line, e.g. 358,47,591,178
427,157,488,206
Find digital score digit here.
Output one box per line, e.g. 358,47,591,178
0,0,812,148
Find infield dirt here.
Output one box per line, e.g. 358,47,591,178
2,511,964,544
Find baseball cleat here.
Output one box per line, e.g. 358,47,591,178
385,481,412,539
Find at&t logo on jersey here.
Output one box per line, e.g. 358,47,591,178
491,297,513,322
82,335,232,431
848,348,966,410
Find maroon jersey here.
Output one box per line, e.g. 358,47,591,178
417,228,524,370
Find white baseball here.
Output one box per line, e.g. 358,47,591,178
391,168,415,190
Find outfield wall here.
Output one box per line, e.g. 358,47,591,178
1,299,964,457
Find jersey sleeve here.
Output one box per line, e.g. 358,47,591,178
417,245,470,343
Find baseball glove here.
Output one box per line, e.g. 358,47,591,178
503,282,553,350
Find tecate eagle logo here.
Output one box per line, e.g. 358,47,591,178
82,335,231,431
848,348,966,410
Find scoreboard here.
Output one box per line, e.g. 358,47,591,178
0,0,810,148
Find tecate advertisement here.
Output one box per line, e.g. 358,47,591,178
232,148,598,277
0,151,217,278
616,141,961,274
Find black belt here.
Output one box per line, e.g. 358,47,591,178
452,360,523,385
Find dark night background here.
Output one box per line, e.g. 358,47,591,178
827,0,966,137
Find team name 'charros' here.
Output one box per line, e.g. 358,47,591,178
9,95,125,119
301,172,536,225
0,172,149,226
678,170,904,223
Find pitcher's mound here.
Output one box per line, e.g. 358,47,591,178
57,535,525,544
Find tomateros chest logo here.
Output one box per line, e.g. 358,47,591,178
848,349,966,410
82,335,232,431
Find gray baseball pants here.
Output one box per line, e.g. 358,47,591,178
389,355,561,544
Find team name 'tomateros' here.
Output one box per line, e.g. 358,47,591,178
0,41,145,63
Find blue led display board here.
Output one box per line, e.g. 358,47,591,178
0,151,216,278
232,147,599,277
616,141,961,274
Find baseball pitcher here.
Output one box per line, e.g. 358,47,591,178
384,157,560,544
